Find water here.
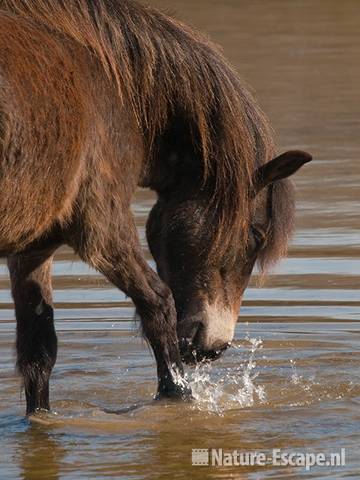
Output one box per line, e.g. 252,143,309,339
1,0,360,478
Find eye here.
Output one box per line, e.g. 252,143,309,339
251,226,267,249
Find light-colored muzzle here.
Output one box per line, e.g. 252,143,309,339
177,301,239,363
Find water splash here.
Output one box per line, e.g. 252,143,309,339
290,359,302,385
185,337,267,414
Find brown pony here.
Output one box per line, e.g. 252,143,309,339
0,0,311,414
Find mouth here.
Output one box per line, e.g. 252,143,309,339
180,346,229,365
179,334,231,365
177,316,232,365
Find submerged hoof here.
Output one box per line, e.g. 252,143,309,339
26,407,50,417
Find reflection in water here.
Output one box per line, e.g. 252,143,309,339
16,425,64,480
0,0,360,478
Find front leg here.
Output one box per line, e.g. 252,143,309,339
132,258,190,399
69,215,191,400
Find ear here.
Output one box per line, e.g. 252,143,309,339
252,150,312,197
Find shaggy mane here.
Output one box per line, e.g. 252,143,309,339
0,0,294,266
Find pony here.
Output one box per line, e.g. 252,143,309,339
0,0,311,414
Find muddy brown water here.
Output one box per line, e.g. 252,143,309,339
1,1,359,479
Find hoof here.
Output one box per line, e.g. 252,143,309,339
156,378,193,402
26,407,50,417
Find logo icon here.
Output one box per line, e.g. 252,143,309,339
192,449,210,466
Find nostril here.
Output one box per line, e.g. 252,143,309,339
191,321,205,347
177,320,202,349
177,320,205,364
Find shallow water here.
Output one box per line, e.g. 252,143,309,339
1,1,359,479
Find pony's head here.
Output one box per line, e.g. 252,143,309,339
147,151,311,364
